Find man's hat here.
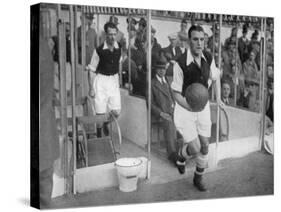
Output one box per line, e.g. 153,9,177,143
126,17,137,25
152,53,168,69
242,24,248,33
251,29,259,39
109,15,119,25
138,17,147,28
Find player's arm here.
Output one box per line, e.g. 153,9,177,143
86,49,100,97
171,62,193,111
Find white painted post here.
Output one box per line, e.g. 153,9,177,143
69,5,77,195
146,10,152,179
215,14,223,166
259,18,267,150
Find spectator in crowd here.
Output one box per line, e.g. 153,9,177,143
126,16,137,27
130,26,162,97
127,17,138,49
222,40,243,103
266,78,274,122
219,81,233,141
250,30,259,42
177,19,189,49
136,17,147,43
178,35,187,54
77,13,98,65
241,49,260,112
248,30,261,69
204,32,211,53
224,27,238,50
238,24,250,63
267,64,274,81
237,80,258,111
138,17,147,31
130,36,147,97
151,52,178,163
243,50,259,83
208,23,221,66
151,27,162,58
266,38,274,66
162,33,182,82
249,40,261,70
221,80,234,105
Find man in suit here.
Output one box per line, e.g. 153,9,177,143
221,80,234,106
177,19,189,49
151,52,178,164
162,33,182,82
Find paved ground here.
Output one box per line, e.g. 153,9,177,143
51,150,273,209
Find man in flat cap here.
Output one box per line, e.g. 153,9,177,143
151,52,178,163
162,33,182,83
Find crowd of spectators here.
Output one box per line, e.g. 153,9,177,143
204,23,274,120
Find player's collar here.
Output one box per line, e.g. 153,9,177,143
186,48,207,66
103,41,119,50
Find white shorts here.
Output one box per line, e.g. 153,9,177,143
92,73,121,114
174,101,212,143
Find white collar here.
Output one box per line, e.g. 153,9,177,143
223,97,229,103
156,75,167,84
103,41,119,50
186,48,207,66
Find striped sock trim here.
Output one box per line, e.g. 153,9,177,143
176,160,186,166
195,170,205,175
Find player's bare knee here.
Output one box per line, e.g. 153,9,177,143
187,140,201,156
200,145,209,155
198,136,210,155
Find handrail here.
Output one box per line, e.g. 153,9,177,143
110,113,122,147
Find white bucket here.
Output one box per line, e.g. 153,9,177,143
115,158,142,192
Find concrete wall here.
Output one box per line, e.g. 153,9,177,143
115,89,148,147
224,106,261,139
210,103,261,140
118,91,261,147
